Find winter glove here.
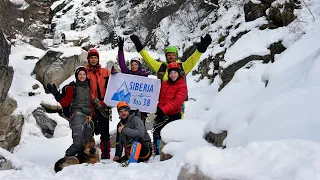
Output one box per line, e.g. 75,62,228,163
118,123,125,133
118,37,124,51
116,156,129,163
47,83,62,101
155,107,165,122
47,83,58,95
197,34,212,53
93,98,111,119
130,35,144,52
111,66,118,75
93,98,106,109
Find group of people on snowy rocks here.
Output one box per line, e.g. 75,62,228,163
46,34,212,165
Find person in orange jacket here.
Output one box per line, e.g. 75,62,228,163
86,48,112,159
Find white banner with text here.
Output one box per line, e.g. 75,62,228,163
104,73,161,113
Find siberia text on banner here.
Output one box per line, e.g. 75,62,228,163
104,73,161,113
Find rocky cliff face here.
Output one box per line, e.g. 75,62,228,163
0,30,24,152
0,0,54,49
0,0,309,176
48,0,298,90
194,0,298,91
49,0,216,48
1,1,298,90
0,0,302,148
34,48,88,88
0,30,13,105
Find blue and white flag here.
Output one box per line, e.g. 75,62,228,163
104,73,161,113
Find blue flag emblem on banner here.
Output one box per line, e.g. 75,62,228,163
111,81,131,103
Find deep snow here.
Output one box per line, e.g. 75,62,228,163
1,0,320,179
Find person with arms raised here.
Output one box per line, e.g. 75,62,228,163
130,34,212,118
115,37,150,125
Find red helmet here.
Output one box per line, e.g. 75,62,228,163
117,101,130,110
87,49,99,59
168,62,180,71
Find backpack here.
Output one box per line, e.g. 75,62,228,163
157,62,188,101
60,81,77,119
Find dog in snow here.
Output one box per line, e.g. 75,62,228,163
54,138,100,172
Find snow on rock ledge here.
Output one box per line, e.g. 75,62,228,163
161,120,207,143
0,97,24,151
160,120,207,161
34,47,87,88
207,20,320,148
183,140,320,180
177,164,212,180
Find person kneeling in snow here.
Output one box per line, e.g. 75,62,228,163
47,66,93,157
113,101,152,165
153,62,188,155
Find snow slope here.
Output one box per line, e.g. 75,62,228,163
1,0,320,179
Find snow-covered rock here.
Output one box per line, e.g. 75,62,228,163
0,31,14,104
34,47,87,88
0,97,23,151
32,107,57,138
2,0,320,179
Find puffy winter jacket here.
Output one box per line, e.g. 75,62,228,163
139,48,202,81
115,111,151,157
158,77,188,115
117,51,149,77
86,64,110,100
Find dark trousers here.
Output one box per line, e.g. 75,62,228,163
66,113,92,156
137,141,152,162
153,113,181,154
121,138,151,163
93,110,110,158
93,110,110,140
153,113,181,140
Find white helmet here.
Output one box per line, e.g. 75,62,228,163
130,57,143,65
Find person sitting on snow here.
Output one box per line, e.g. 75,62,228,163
47,66,93,157
130,34,212,118
153,62,188,155
113,101,152,165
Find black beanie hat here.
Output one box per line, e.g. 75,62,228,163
168,67,181,75
75,66,88,80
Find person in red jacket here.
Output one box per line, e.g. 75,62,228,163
47,66,93,157
153,62,188,155
86,48,112,159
